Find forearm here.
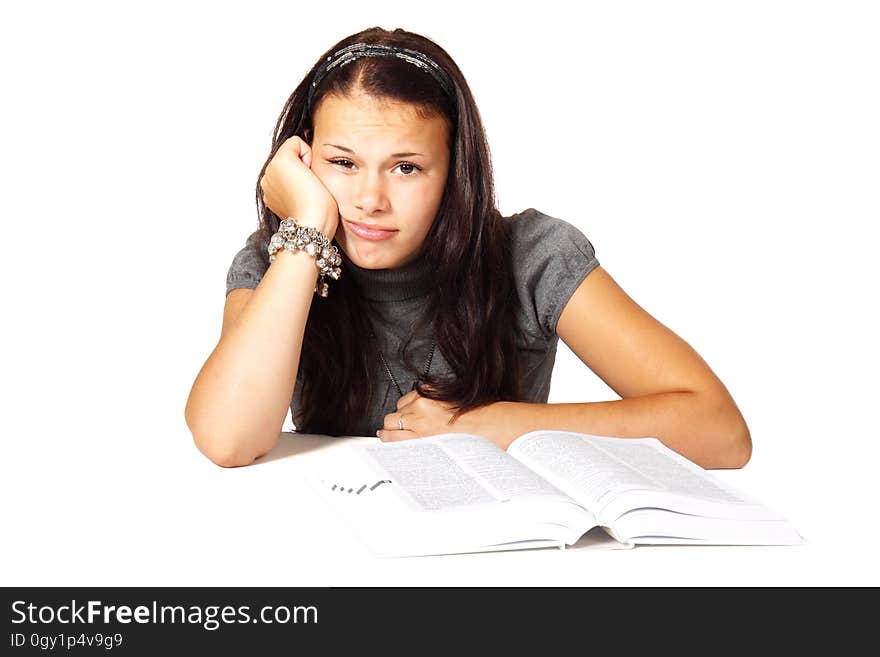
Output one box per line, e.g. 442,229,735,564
483,391,751,469
185,248,318,466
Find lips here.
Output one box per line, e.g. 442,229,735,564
344,219,398,241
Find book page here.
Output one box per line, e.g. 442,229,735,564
305,434,600,556
353,433,576,512
508,431,773,521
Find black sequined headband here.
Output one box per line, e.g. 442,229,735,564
306,43,457,115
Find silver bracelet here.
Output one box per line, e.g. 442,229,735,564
267,217,341,297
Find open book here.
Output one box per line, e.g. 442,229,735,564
305,430,804,557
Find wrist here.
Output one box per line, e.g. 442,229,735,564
463,401,520,451
268,217,342,296
488,402,520,450
296,210,339,238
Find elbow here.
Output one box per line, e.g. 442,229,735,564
698,392,752,469
204,444,256,468
185,407,257,468
712,410,752,470
725,418,752,469
192,432,257,468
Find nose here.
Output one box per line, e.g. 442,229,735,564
353,169,390,214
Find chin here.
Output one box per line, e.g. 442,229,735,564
341,246,396,270
352,255,393,270
339,239,413,270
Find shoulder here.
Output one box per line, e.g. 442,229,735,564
503,208,600,340
505,208,596,260
226,228,270,296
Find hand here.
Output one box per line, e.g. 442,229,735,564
378,390,514,449
260,136,340,236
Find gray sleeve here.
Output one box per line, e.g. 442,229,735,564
510,209,600,340
226,229,269,297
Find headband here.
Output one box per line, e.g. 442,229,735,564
306,43,457,115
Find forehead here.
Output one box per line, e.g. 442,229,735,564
313,92,448,147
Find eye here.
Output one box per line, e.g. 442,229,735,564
329,158,355,169
395,162,422,176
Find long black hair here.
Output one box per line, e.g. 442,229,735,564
253,26,523,435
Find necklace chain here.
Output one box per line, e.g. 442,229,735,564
377,340,437,398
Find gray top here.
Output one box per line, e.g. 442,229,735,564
225,208,600,436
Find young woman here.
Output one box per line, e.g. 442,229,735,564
184,26,751,470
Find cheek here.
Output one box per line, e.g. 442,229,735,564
396,189,438,232
314,169,346,200
400,178,444,210
405,212,438,243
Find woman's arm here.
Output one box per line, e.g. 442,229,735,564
509,265,752,468
382,265,751,470
184,247,320,468
186,136,340,467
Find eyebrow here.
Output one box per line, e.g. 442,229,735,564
323,143,425,158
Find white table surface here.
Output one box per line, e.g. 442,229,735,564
5,428,874,588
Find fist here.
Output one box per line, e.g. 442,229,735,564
260,136,339,235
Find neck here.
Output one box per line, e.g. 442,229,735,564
339,249,432,302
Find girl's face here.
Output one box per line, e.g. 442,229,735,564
310,91,451,269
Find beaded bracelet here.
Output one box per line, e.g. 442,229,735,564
267,217,341,297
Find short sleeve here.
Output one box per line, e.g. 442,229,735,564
509,209,600,340
226,229,269,297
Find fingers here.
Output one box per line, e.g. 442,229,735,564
290,136,311,162
382,412,409,432
380,392,454,442
280,135,306,154
377,429,412,442
378,411,415,442
259,135,332,226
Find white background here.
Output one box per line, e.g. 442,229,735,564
1,1,878,586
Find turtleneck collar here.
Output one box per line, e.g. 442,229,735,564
339,248,433,302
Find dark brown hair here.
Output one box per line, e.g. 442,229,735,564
253,26,523,435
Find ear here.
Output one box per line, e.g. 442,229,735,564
303,127,313,144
